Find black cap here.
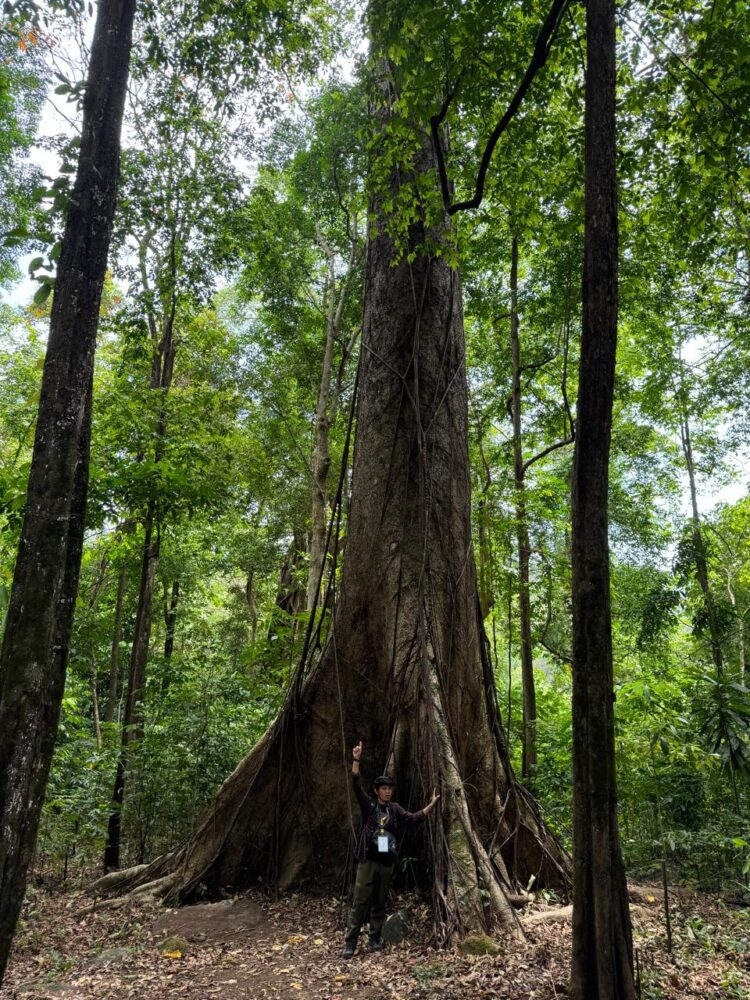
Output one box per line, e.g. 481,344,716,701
373,774,395,789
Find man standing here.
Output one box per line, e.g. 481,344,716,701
343,741,439,958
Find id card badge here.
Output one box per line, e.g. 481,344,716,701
377,835,389,853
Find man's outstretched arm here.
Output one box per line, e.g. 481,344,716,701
397,789,441,824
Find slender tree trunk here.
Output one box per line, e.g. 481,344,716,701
162,579,179,693
104,309,176,870
679,410,724,676
90,653,102,751
0,0,135,981
104,512,159,871
127,513,160,751
476,496,493,619
245,570,258,646
569,0,636,996
104,567,127,724
509,236,537,784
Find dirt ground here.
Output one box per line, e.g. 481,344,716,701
1,878,748,999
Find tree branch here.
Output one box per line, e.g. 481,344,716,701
431,0,570,216
522,434,574,476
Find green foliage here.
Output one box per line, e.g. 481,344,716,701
0,27,46,285
697,674,750,782
2,0,750,897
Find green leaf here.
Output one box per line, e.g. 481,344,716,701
33,283,52,306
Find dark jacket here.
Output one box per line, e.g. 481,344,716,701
351,772,426,864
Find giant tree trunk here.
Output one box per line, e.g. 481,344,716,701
120,127,569,941
0,0,135,982
569,0,636,995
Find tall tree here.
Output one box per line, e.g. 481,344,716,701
0,0,136,982
507,235,574,782
107,31,569,942
569,0,636,995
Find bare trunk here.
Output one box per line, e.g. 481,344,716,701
0,0,135,981
104,567,127,724
569,0,636,995
509,236,537,784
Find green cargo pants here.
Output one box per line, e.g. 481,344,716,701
344,859,394,946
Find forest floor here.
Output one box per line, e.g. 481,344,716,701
1,876,749,1000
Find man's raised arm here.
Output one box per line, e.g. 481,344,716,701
351,740,370,809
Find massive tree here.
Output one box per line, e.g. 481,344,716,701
569,0,636,995
0,0,136,982
111,61,568,944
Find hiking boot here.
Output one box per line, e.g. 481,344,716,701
368,937,383,952
342,942,356,959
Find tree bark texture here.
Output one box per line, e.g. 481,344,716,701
509,237,537,784
117,121,569,942
0,0,135,981
569,0,636,996
104,566,128,724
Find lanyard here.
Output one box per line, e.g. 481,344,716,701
377,804,390,831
